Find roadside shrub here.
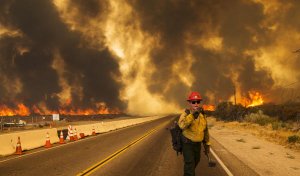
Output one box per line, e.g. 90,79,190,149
214,102,247,121
280,103,300,121
244,110,275,126
287,135,300,143
271,121,286,130
260,102,300,122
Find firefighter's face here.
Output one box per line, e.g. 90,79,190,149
189,100,201,110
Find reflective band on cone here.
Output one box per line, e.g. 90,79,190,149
15,136,22,155
45,132,52,148
68,125,74,141
59,131,65,144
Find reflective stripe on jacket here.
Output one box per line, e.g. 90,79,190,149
178,110,210,145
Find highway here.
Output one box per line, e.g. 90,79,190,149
0,115,240,176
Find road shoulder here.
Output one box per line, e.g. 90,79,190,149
209,118,300,176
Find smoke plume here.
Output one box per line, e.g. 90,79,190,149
0,0,124,114
1,0,300,115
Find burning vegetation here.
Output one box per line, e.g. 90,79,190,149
0,102,119,116
241,91,264,108
203,104,216,112
203,90,265,113
0,104,30,116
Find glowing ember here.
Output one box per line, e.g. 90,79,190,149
203,104,215,111
242,91,264,107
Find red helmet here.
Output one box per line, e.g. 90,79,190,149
187,91,202,101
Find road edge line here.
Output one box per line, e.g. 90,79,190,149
210,148,234,176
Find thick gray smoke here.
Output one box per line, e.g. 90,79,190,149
129,0,276,105
1,0,300,115
0,0,125,112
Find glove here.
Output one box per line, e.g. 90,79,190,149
193,107,205,119
193,111,200,119
198,107,205,114
203,143,210,155
185,109,190,115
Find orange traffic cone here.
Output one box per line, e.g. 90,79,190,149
92,127,96,135
68,125,74,141
59,131,65,144
15,136,22,155
74,128,78,141
80,133,85,139
45,132,52,148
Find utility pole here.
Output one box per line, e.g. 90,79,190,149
234,87,237,105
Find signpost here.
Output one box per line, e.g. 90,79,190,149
52,114,60,121
0,117,3,131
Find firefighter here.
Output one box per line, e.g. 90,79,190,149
178,91,211,176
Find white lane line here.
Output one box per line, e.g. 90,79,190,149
211,148,234,176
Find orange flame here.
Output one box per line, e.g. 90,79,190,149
16,104,30,116
55,107,117,115
203,104,215,111
241,91,264,107
0,102,120,116
0,103,30,116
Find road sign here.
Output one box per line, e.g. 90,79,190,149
52,114,60,121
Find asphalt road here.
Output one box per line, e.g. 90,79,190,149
0,115,238,176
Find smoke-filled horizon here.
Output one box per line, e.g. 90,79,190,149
1,0,300,115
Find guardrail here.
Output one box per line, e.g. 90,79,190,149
0,115,165,156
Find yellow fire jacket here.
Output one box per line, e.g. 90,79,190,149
178,110,211,145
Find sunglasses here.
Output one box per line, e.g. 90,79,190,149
191,101,201,104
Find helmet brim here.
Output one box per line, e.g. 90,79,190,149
187,98,202,101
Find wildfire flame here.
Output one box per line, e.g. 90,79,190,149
203,104,216,111
242,91,264,107
0,102,120,116
0,104,30,116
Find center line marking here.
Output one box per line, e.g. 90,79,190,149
77,121,169,176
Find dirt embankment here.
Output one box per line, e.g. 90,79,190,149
208,117,300,176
